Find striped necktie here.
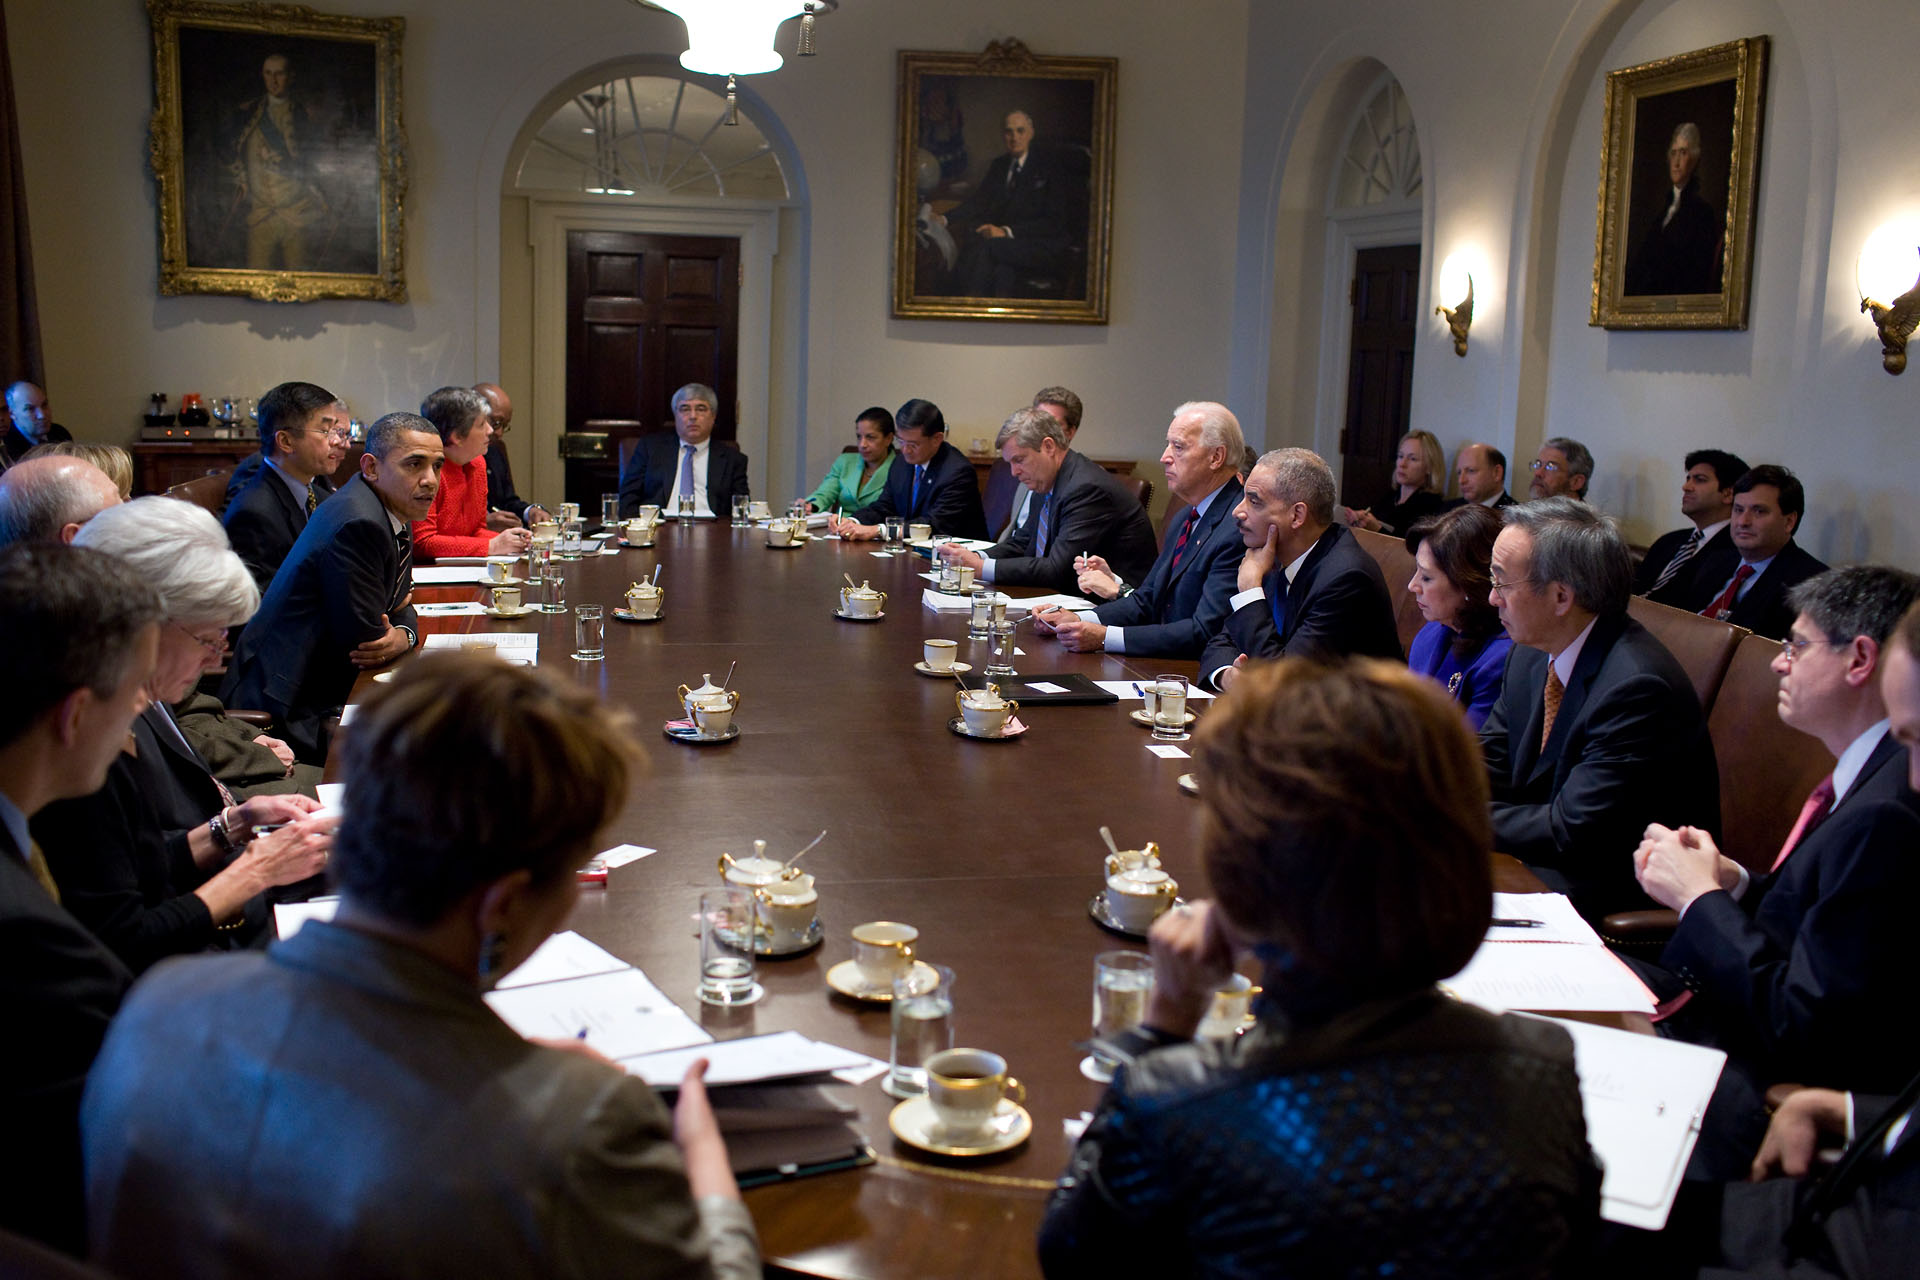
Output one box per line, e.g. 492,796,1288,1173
1649,528,1703,593
1169,508,1198,572
1033,494,1053,557
394,526,414,611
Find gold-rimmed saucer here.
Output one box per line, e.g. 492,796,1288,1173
833,609,885,622
483,605,535,618
913,660,973,677
888,1095,1032,1157
825,959,939,1003
1129,708,1197,728
1177,773,1199,796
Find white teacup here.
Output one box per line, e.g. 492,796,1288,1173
759,874,819,950
1105,867,1179,933
486,561,514,582
529,520,559,546
923,638,958,670
956,688,1015,737
690,690,739,737
490,585,522,612
766,518,798,546
1197,973,1259,1042
625,583,663,617
840,584,885,616
850,920,917,989
908,522,933,542
925,1048,1026,1141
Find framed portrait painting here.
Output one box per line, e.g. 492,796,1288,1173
893,39,1116,324
1590,35,1768,330
147,0,407,302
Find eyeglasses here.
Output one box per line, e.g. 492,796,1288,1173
1779,635,1835,665
172,622,228,658
1486,574,1531,595
488,415,511,434
1530,459,1562,473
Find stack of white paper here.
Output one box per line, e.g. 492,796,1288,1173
921,588,976,613
626,1031,885,1088
423,632,538,664
1011,593,1098,613
1442,943,1657,1014
1094,680,1216,701
1488,892,1607,945
485,966,712,1060
410,566,491,585
492,930,631,990
1531,1015,1726,1230
272,896,339,940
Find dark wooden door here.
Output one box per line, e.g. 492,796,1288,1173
564,231,740,503
1339,243,1420,510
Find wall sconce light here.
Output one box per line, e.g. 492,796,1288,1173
1858,222,1920,376
1435,254,1474,357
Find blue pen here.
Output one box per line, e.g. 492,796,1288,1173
575,1027,589,1040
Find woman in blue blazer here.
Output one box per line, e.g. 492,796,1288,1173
1404,503,1512,730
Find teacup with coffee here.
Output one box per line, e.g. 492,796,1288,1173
925,1048,1025,1142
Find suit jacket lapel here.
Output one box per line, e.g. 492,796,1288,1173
1526,614,1624,783
1162,480,1240,594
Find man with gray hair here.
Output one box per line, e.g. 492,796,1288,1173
1480,496,1718,921
0,455,122,546
938,405,1156,595
1626,120,1723,296
999,384,1083,539
618,382,750,519
1198,447,1401,690
1034,401,1247,659
224,412,440,763
1528,437,1593,502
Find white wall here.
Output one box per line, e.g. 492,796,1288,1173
9,0,1249,507
1230,0,1920,566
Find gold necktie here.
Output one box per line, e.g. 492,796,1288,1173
1539,667,1565,753
26,840,60,903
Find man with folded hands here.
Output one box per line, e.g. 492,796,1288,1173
1632,565,1920,1179
1032,401,1245,659
936,405,1156,595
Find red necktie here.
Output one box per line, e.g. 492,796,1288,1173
1700,564,1755,621
1771,776,1836,871
1169,508,1198,571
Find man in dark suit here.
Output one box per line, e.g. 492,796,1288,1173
2,380,70,465
1199,447,1402,690
1449,442,1515,510
1695,464,1828,641
0,543,157,1254
938,406,1156,594
1625,122,1724,297
1033,401,1247,659
1633,566,1920,1175
222,381,345,592
831,399,989,541
617,383,749,518
1634,447,1748,605
223,412,438,764
225,391,348,509
476,382,548,529
1479,497,1719,920
936,111,1080,298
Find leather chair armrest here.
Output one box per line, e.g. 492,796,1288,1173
225,710,275,729
1599,908,1680,955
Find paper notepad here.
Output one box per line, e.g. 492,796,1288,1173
1532,1015,1725,1230
423,632,537,664
410,566,492,585
494,930,632,990
485,967,711,1060
1442,942,1657,1014
624,1031,883,1089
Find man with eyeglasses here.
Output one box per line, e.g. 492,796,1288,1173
475,382,549,531
1631,565,1920,1177
1479,497,1717,921
224,381,347,592
1527,436,1593,502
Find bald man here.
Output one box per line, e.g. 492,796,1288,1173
3,381,71,465
474,383,547,530
0,457,121,547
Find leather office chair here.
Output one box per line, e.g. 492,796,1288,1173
1123,476,1152,511
165,469,233,516
1349,527,1421,651
1626,594,1744,715
982,458,1019,536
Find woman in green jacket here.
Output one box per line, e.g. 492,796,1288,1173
806,407,896,514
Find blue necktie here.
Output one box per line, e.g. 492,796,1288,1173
1034,494,1053,557
911,464,926,512
1269,574,1289,636
680,444,696,504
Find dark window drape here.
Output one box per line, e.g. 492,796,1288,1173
0,0,44,389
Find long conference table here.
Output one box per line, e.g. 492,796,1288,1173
363,517,1606,1280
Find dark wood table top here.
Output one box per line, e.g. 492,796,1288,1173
371,522,1631,1280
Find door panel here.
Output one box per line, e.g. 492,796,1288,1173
1340,243,1420,511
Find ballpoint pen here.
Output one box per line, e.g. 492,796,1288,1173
1489,917,1544,928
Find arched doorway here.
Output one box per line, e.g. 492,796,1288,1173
501,63,803,506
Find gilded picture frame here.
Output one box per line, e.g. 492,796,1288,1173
893,39,1116,324
147,0,407,302
1590,35,1768,330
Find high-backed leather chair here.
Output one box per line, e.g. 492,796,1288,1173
165,469,233,516
1349,527,1421,651
1627,594,1744,715
982,458,1019,536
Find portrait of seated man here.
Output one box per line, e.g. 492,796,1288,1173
921,108,1091,301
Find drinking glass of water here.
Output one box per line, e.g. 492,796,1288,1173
1148,674,1190,741
572,603,604,661
1088,950,1153,1082
886,963,955,1098
697,889,759,1006
600,493,620,532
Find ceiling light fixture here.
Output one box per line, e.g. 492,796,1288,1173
631,0,836,123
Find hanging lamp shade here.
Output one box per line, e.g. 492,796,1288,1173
634,1,835,77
